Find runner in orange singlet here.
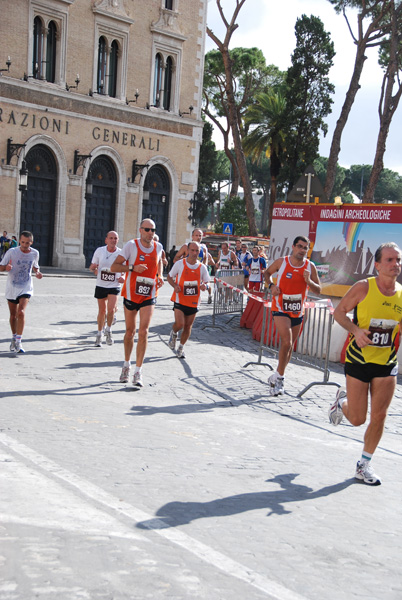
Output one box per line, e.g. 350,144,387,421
264,235,321,396
110,219,164,387
167,241,209,358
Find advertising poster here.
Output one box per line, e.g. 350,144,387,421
268,204,310,263
310,205,402,296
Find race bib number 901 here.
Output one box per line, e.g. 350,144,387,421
184,280,198,296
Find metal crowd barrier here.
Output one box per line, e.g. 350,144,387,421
244,292,340,397
211,268,245,326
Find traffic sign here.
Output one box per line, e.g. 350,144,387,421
222,223,233,235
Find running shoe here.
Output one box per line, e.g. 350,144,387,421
177,344,185,359
119,366,130,383
268,374,284,396
15,341,25,354
355,461,381,486
105,330,113,346
328,387,346,425
112,313,117,326
10,339,16,352
273,376,284,396
133,371,144,387
95,332,103,347
168,331,178,350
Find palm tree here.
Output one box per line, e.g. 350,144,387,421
243,91,287,236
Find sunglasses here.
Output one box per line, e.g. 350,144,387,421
142,227,156,232
295,244,308,250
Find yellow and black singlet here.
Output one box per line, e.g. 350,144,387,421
345,277,402,366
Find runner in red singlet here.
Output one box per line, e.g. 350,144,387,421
263,235,321,396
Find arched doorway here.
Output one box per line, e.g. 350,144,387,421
143,165,170,249
22,145,57,266
84,156,117,267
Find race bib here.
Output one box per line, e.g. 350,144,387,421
100,270,116,282
251,268,260,275
135,276,155,297
282,293,302,313
184,280,198,296
368,318,397,347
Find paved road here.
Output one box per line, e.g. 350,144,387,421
1,274,402,600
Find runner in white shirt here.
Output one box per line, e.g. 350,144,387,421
89,231,124,347
0,230,43,354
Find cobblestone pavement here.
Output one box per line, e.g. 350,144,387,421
1,273,402,600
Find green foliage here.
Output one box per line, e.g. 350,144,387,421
345,165,402,202
283,14,335,189
313,157,402,203
214,195,249,236
203,47,283,123
195,121,220,224
243,90,287,174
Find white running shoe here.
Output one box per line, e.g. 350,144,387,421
15,341,25,354
329,387,346,425
10,339,16,352
177,344,185,359
95,332,103,347
268,374,284,396
168,331,178,350
133,371,144,387
119,366,130,383
105,330,113,346
112,313,117,326
355,461,381,486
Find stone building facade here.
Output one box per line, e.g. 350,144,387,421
0,0,207,268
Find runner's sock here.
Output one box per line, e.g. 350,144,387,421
361,451,373,463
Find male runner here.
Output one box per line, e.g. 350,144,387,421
264,235,321,396
238,242,252,290
174,228,211,302
167,241,209,358
0,231,43,353
89,231,124,347
329,242,402,486
110,219,164,387
245,246,267,292
216,242,237,270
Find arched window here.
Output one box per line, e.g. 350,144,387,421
108,40,118,98
46,20,57,83
33,16,44,79
97,36,107,94
153,53,163,106
163,56,173,110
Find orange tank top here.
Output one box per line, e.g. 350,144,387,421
170,259,202,308
122,239,159,303
272,255,311,318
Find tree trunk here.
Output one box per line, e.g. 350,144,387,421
324,2,393,200
207,0,257,236
260,190,269,235
324,45,367,200
267,150,280,238
363,3,402,202
221,51,257,235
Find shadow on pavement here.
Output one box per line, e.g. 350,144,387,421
136,473,356,528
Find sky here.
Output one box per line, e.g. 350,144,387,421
205,0,402,176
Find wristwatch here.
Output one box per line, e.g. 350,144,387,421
129,265,134,272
